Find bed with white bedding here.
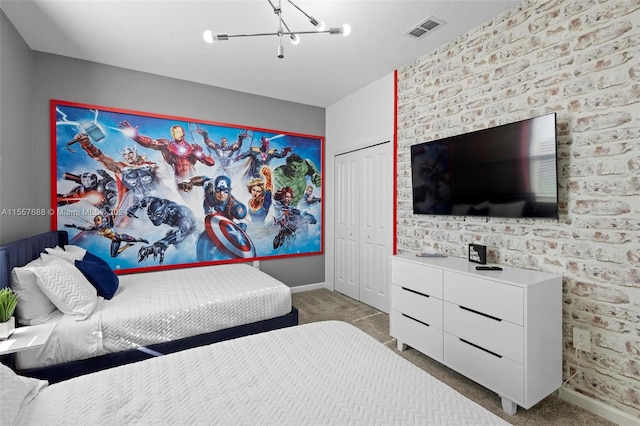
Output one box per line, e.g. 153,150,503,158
15,263,292,369
3,321,510,426
0,231,298,383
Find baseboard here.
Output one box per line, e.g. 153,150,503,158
558,387,638,426
289,282,327,293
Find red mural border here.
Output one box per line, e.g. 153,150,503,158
50,99,324,274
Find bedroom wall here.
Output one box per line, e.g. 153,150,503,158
0,10,34,244
396,0,640,421
0,10,325,287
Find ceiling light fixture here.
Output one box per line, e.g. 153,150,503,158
202,0,351,59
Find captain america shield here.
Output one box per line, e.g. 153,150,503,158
203,213,256,258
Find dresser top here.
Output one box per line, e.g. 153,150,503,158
393,253,561,287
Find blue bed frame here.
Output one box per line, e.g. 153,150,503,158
0,231,298,383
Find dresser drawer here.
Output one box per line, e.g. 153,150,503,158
391,258,443,298
391,310,443,363
444,271,524,325
444,333,524,404
392,285,443,328
444,301,523,363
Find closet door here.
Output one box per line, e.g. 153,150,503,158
358,143,392,312
334,142,392,313
334,152,360,301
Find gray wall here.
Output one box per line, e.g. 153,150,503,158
0,10,35,242
0,11,325,286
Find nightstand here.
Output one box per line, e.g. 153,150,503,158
0,323,55,356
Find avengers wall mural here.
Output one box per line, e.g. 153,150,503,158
51,100,323,273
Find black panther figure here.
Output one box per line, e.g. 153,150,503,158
127,196,198,264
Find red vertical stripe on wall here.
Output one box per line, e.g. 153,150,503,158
393,70,398,255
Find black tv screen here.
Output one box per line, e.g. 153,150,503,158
410,113,558,219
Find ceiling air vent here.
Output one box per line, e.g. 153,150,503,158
405,16,446,39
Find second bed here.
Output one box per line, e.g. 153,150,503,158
1,231,297,383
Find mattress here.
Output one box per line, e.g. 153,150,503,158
15,321,510,425
16,263,291,369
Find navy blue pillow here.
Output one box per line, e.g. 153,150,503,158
74,252,119,300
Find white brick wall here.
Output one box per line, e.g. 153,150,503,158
396,0,640,418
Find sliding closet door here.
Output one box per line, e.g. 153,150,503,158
334,142,392,313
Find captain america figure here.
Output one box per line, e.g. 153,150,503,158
178,175,248,230
178,175,254,261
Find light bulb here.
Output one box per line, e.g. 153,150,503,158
342,24,351,37
290,34,300,45
203,30,214,44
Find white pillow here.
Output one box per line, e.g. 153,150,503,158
45,246,84,263
64,244,87,257
0,363,47,425
11,258,59,326
25,254,97,320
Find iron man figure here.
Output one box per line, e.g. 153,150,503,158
119,121,215,181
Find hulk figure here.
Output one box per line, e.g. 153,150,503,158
273,154,321,206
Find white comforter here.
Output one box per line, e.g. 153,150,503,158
16,321,510,425
16,263,291,369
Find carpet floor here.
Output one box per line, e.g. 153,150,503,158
292,288,617,426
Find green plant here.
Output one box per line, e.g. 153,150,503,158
0,288,19,323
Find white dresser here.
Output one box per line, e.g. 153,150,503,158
390,253,562,414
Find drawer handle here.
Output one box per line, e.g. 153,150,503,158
401,287,430,298
459,338,502,359
459,305,502,322
402,313,430,327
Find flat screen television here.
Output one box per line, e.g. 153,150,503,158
410,113,558,219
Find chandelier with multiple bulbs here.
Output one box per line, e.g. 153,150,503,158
203,0,351,59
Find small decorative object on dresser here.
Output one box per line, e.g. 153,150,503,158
468,243,487,264
0,288,19,340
